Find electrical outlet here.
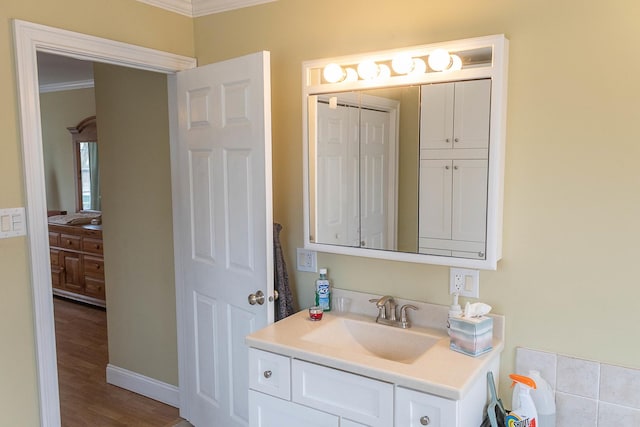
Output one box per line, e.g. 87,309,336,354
449,268,480,298
296,248,317,272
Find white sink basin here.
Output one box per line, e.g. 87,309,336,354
301,317,441,364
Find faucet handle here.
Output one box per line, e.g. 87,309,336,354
369,298,386,319
400,304,418,325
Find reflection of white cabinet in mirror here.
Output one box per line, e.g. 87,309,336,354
419,80,490,259
303,34,508,270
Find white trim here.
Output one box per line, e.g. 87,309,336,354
193,0,277,16
136,0,277,17
12,19,196,427
106,364,180,408
136,0,193,17
39,79,94,93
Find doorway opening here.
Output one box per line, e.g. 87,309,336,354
14,19,196,426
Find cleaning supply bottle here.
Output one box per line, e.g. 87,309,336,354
315,268,331,311
511,371,556,427
507,374,538,427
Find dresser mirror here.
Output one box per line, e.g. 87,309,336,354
302,35,509,269
68,116,101,212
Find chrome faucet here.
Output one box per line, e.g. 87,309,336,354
369,296,418,329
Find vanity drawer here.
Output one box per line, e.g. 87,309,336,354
395,386,457,427
60,233,81,251
249,348,291,400
292,359,393,427
83,237,104,254
49,231,60,247
83,255,104,278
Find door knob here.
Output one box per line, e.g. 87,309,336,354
420,415,430,425
248,290,265,305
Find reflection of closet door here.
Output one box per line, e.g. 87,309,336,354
316,103,359,246
420,79,490,150
452,159,487,243
419,159,453,241
453,80,491,150
360,108,391,250
420,83,454,150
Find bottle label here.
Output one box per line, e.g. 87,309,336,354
316,280,330,310
506,414,536,427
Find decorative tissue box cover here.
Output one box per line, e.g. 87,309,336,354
449,316,493,357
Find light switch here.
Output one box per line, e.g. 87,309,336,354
0,208,27,239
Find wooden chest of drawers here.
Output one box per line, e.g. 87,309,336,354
49,223,105,307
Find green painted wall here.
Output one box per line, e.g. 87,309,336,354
193,0,640,398
94,63,177,386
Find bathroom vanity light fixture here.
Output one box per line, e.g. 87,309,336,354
321,49,464,84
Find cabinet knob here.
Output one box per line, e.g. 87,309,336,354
445,165,450,170
454,165,459,170
454,138,459,142
445,138,450,143
420,415,431,425
263,370,272,379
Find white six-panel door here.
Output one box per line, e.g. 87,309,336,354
174,51,273,427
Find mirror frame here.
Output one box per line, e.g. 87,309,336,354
302,34,509,270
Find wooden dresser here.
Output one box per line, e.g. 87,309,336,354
49,223,105,307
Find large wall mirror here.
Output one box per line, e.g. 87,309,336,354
303,35,509,269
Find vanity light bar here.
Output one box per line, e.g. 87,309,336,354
321,49,463,84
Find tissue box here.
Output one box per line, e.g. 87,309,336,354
449,316,493,357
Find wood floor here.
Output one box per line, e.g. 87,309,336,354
54,297,185,427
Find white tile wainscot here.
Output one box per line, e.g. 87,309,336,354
515,347,640,427
247,289,505,427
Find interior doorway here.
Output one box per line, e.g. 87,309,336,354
13,19,196,426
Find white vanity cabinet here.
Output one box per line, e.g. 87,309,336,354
249,347,489,427
418,158,488,259
420,79,491,151
418,79,491,259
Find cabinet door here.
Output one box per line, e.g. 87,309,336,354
451,159,488,244
60,251,83,293
419,159,452,240
452,79,491,149
249,390,338,427
395,387,457,427
420,83,454,149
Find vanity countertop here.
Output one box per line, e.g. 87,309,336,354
246,309,503,400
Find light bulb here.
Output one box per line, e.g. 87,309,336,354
344,67,358,82
428,48,451,72
392,53,414,74
357,60,380,80
378,64,391,79
410,58,427,75
449,54,462,71
323,63,345,83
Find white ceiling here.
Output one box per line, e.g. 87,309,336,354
37,52,94,93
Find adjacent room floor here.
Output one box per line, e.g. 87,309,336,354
54,297,185,426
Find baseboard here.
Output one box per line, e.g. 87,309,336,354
106,364,180,408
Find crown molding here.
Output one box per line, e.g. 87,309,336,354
39,79,95,93
192,0,276,17
136,0,193,17
136,0,276,17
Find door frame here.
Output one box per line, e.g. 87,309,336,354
13,19,196,427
